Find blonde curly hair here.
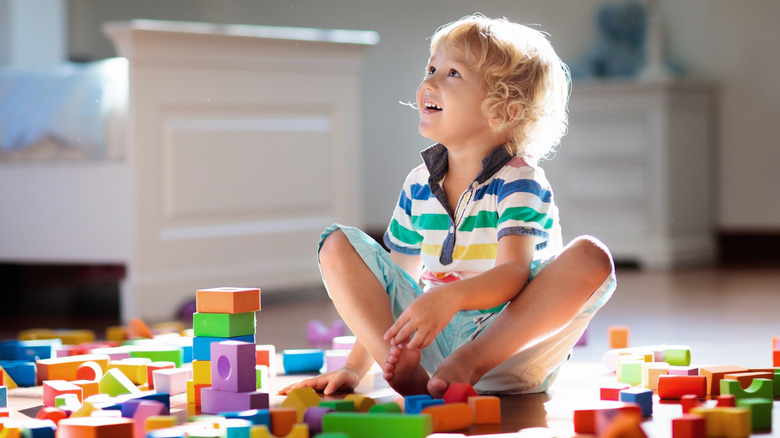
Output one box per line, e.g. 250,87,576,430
430,14,571,160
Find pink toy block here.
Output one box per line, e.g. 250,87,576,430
200,387,269,414
332,336,357,350
669,366,699,376
325,349,350,372
145,361,176,390
153,368,192,395
672,414,707,438
130,400,167,438
196,287,261,314
212,341,256,393
600,383,631,401
43,380,84,407
442,382,478,404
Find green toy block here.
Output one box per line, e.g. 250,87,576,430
192,311,256,337
665,347,692,366
774,369,780,397
99,368,142,397
130,346,184,368
320,400,355,412
619,360,643,386
720,378,774,401
368,402,403,413
322,413,431,438
737,398,773,431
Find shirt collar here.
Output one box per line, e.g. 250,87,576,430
420,143,514,185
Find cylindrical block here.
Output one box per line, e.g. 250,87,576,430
657,375,707,399
282,349,325,374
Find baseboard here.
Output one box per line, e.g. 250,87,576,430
718,230,780,264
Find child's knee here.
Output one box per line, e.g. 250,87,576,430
319,229,352,267
569,235,613,276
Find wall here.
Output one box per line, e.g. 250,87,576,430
0,0,66,66
66,0,780,234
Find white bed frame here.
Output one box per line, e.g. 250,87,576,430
0,20,377,322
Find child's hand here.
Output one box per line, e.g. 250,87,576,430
383,287,457,350
277,366,363,396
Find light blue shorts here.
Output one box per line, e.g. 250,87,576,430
318,223,616,394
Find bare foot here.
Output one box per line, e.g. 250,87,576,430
382,344,430,395
427,353,480,398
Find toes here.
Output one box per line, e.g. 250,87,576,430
427,377,449,398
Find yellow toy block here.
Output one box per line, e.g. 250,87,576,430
0,367,17,389
250,423,308,438
106,326,129,343
192,360,212,385
608,326,630,349
280,386,321,422
146,415,178,431
344,394,376,412
109,358,151,385
690,406,751,438
36,354,111,382
70,400,97,418
19,328,95,345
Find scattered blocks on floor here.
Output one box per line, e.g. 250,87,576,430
279,387,321,422
657,375,707,399
700,365,749,396
282,349,324,374
321,412,432,438
689,406,751,438
720,377,774,401
619,387,653,417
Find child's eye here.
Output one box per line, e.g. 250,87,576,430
426,66,436,75
448,69,460,78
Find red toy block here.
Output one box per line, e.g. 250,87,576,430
36,406,69,426
467,396,501,424
608,326,630,349
672,414,706,438
716,394,736,407
442,382,478,404
421,402,474,433
573,401,642,434
600,383,631,401
57,416,134,438
43,380,84,407
76,361,104,381
680,394,703,414
700,365,749,395
657,375,707,399
196,287,261,314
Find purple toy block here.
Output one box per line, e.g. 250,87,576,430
211,341,257,393
303,406,333,435
669,366,699,376
200,387,269,414
307,320,347,348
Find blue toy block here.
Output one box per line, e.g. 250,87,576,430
282,349,325,374
619,387,653,417
147,429,186,438
223,409,271,427
192,334,255,361
405,394,432,414
418,398,445,411
1,339,62,361
19,419,56,438
224,418,253,438
0,361,36,387
0,386,6,408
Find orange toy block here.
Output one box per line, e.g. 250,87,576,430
270,407,299,437
773,349,780,367
672,414,706,438
196,287,261,314
256,344,277,376
421,402,474,433
573,401,642,434
608,326,630,349
57,416,134,438
657,375,707,399
36,354,111,383
43,380,84,407
36,407,69,426
597,410,645,438
76,361,103,382
129,318,154,339
442,382,478,404
71,380,99,400
467,396,501,424
700,365,749,395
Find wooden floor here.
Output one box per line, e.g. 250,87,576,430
4,263,780,436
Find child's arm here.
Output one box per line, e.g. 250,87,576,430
384,234,535,350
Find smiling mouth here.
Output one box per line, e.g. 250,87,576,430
424,102,442,112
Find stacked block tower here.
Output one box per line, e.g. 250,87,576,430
188,287,267,413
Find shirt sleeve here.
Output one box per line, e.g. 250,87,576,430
383,166,425,255
495,165,556,251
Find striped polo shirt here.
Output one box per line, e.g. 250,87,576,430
383,143,562,293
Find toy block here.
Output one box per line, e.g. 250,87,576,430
618,359,643,385
54,393,81,411
643,362,670,389
197,287,261,314
321,412,432,438
716,394,736,407
421,402,474,433
145,415,177,431
608,326,629,349
343,394,375,412
723,371,775,389
279,387,321,422
320,400,355,412
665,346,692,366
680,394,703,414
657,375,707,399
36,354,111,382
200,388,269,415
106,326,129,343
269,407,298,437
0,386,5,408
186,381,209,406
130,347,183,368
256,365,268,390
249,424,308,438
76,361,103,381
325,350,350,372
737,398,773,431
193,335,255,361
307,320,347,348
467,396,500,424
192,360,212,385
109,358,151,385
600,383,631,401
18,328,95,345
418,399,445,411
89,346,132,361
669,366,699,376
146,362,176,389
224,418,253,438
255,345,276,376
596,409,644,438
332,335,356,350
303,406,333,435
619,387,653,417
129,318,155,339
0,361,35,387
0,366,18,389
57,416,134,438
720,378,774,401
211,341,256,393
672,414,706,438
153,368,192,395
43,380,83,407
0,406,9,417
127,400,167,438
282,349,324,374
1,339,62,361
441,382,478,404
405,394,433,414
222,409,271,427
192,312,256,338
573,401,642,434
99,368,142,397
35,407,68,426
368,402,403,413
690,406,751,438
700,365,749,395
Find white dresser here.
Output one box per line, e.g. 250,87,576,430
543,80,717,270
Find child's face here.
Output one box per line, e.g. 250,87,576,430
416,42,496,149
